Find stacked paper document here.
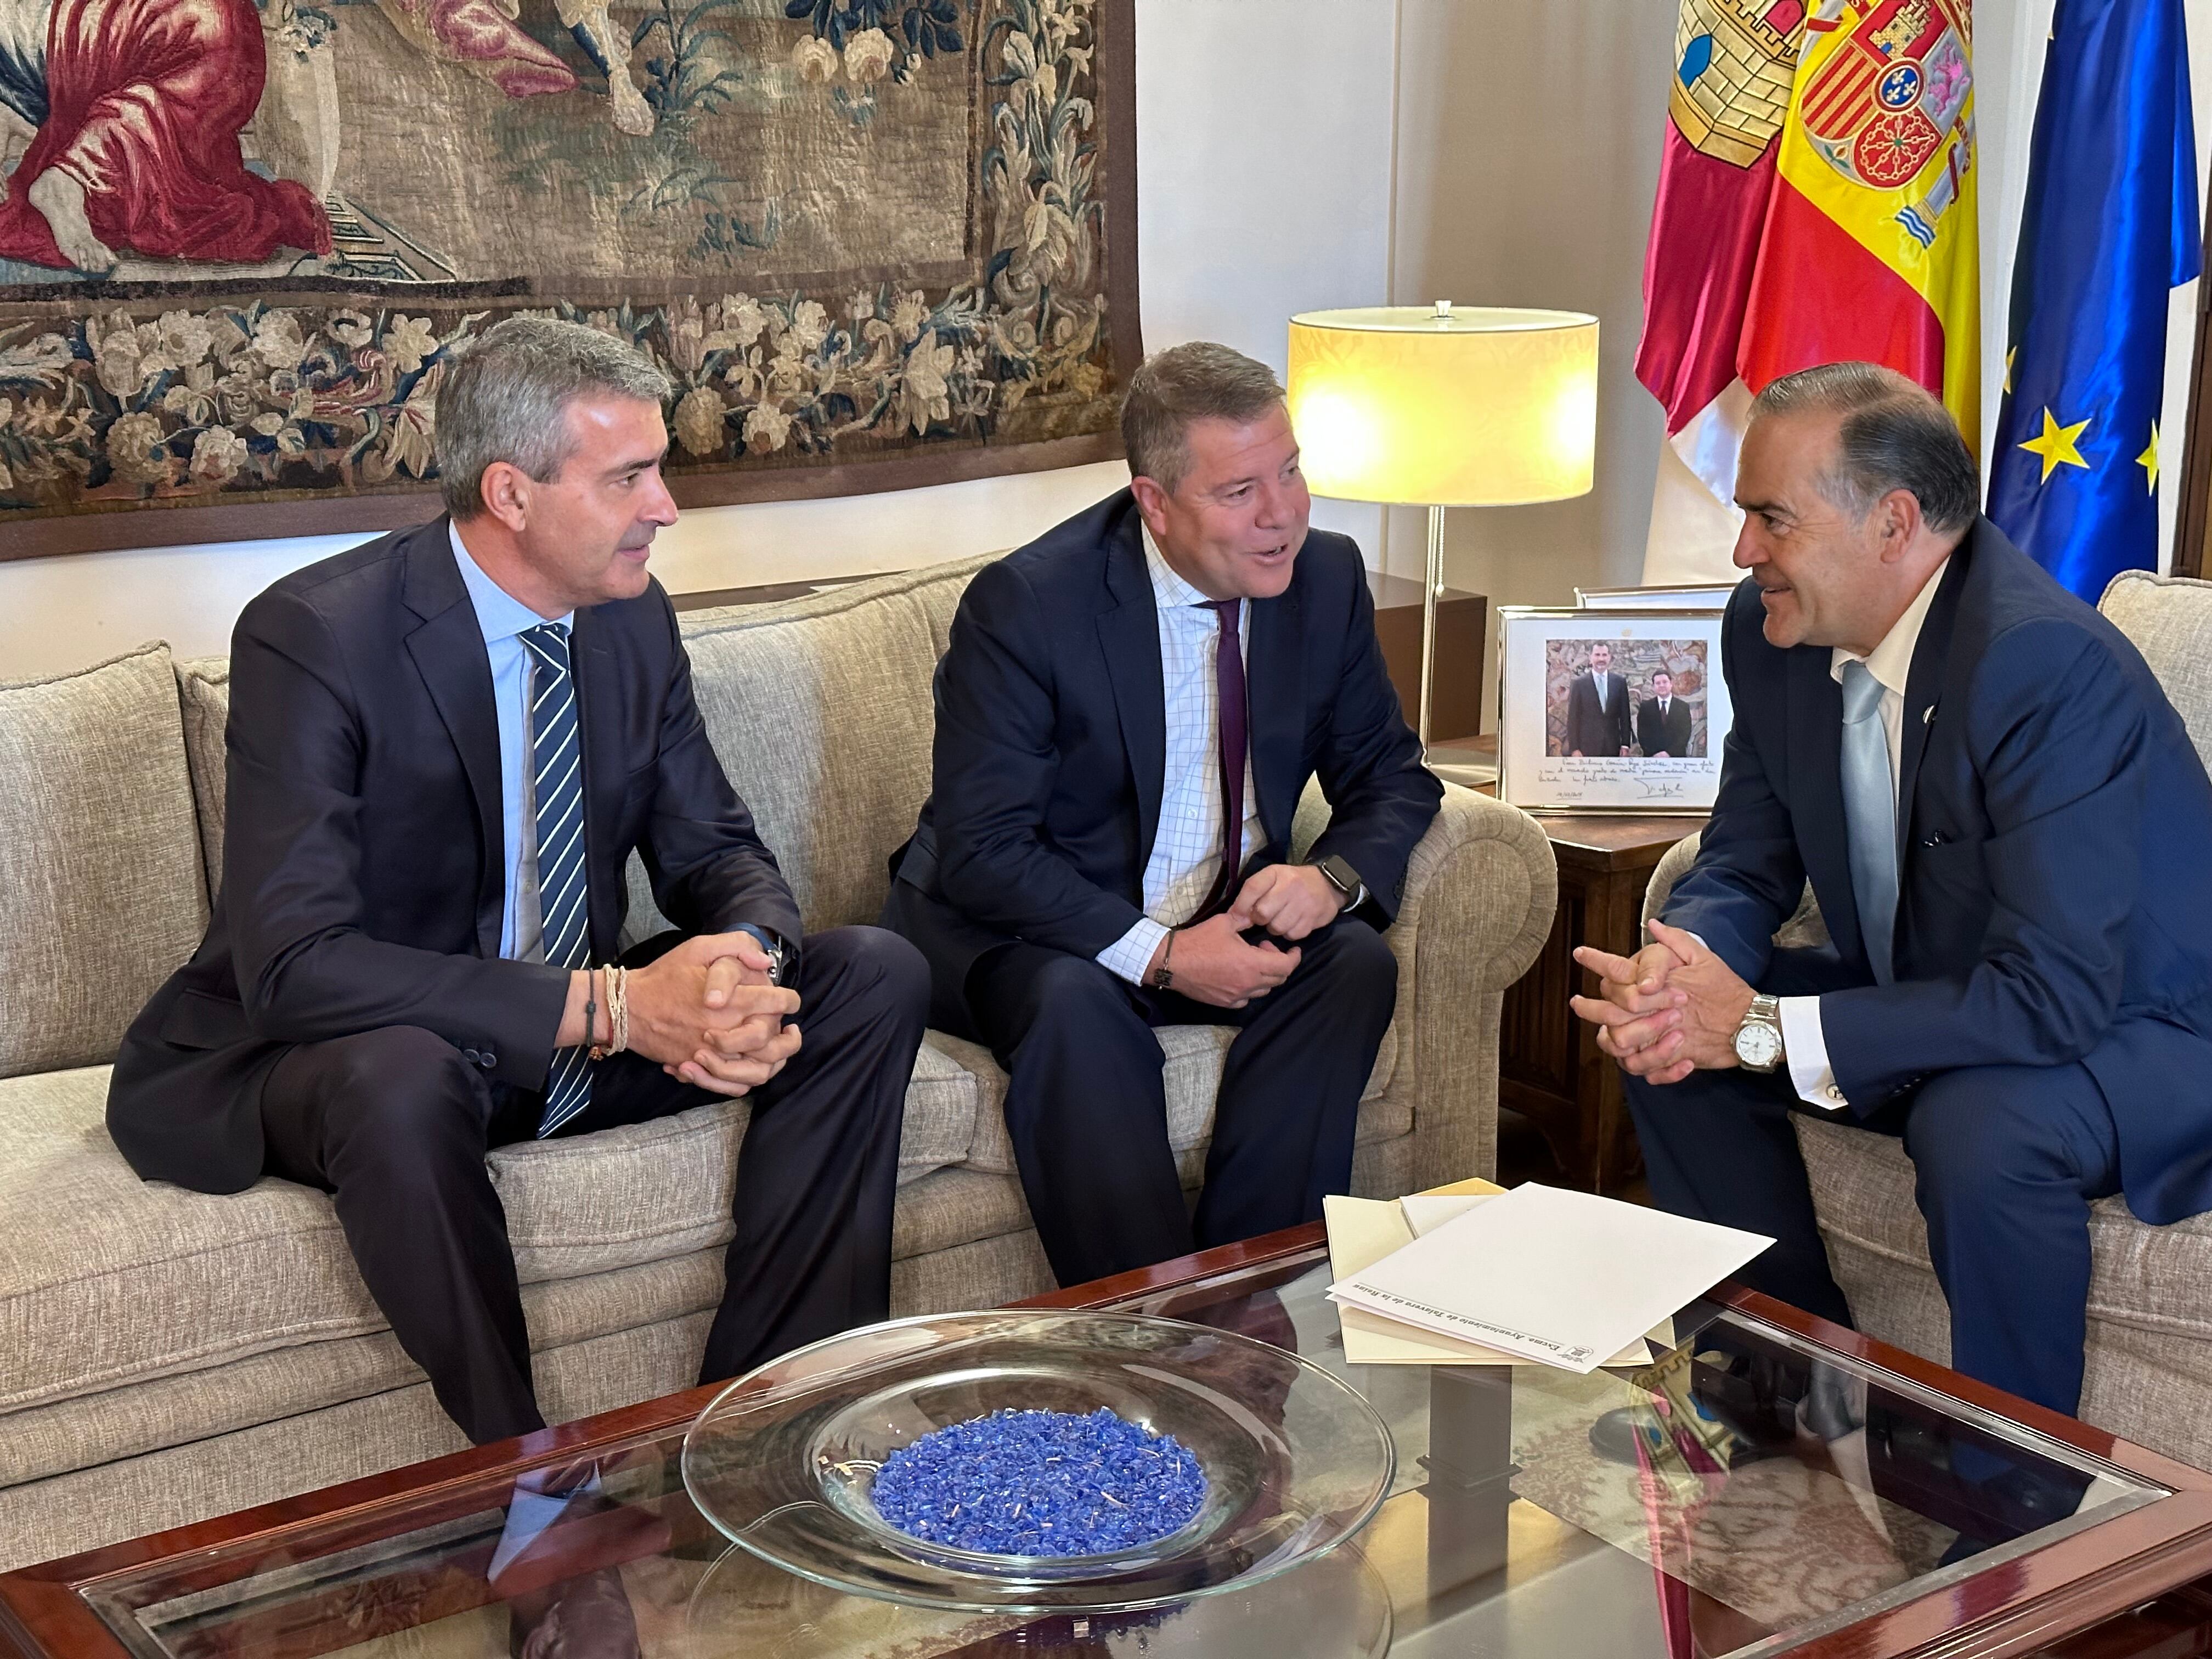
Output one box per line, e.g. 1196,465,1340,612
1327,1182,1773,1374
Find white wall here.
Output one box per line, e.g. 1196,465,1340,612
0,0,1400,682
1385,0,1675,619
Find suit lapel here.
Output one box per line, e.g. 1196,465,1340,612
1096,515,1167,868
1246,584,1302,850
1894,545,1969,870
1786,645,1867,969
401,521,506,958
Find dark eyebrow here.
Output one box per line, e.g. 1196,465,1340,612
602,444,669,480
1735,496,1793,518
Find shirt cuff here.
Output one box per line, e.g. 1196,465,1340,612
1097,918,1171,985
1778,995,1849,1110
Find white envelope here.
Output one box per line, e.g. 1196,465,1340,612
1323,1183,1663,1368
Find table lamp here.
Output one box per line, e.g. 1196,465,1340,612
1286,303,1599,777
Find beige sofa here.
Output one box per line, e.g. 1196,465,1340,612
1643,569,2212,1471
0,550,1557,1571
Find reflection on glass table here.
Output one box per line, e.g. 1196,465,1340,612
58,1248,2197,1659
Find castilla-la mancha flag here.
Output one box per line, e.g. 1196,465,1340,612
1637,0,1980,582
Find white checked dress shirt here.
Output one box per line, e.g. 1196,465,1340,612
1093,525,1265,984
1779,558,1949,1109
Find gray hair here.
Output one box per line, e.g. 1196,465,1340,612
435,317,673,519
1751,362,1979,534
1120,341,1285,494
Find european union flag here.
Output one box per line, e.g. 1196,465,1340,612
1987,0,2200,602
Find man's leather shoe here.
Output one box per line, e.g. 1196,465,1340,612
507,1565,641,1659
489,1489,672,1603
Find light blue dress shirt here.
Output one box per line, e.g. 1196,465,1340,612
449,523,573,962
449,523,785,977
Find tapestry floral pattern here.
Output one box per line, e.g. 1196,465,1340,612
0,0,1126,531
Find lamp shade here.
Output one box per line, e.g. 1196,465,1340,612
1286,306,1599,506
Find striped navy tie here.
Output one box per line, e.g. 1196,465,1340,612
521,623,593,1136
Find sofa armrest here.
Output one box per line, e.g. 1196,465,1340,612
1295,780,1558,1189
1640,830,1830,950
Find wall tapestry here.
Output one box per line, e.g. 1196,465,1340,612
0,0,1137,557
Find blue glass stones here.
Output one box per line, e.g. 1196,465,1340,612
682,1308,1396,1614
869,1407,1206,1557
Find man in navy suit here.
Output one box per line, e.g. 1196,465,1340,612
109,318,927,1452
1566,641,1633,757
1636,669,1695,758
1571,362,2212,1422
882,342,1441,1284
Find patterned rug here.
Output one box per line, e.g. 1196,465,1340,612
1505,1371,1956,1639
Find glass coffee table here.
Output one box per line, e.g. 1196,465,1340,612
8,1224,2212,1659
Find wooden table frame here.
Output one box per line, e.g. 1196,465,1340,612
7,1225,2212,1659
1498,811,1702,1194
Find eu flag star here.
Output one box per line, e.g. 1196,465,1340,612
2137,422,2161,493
2017,407,2092,484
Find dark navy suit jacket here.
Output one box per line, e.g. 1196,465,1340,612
106,517,801,1195
886,489,1442,989
1662,518,2212,1223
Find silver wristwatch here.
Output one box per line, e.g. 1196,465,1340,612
1733,994,1785,1073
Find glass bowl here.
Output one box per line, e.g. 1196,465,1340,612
682,1536,1394,1658
680,1308,1396,1615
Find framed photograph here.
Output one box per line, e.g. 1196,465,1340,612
1575,582,1739,611
1496,607,1731,813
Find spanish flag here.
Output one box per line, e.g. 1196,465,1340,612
1639,0,1980,580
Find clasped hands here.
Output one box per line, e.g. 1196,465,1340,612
564,933,799,1098
1142,863,1348,1010
1567,919,1755,1085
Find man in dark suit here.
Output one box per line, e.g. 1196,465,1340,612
108,319,927,1503
881,342,1442,1285
1636,669,1694,758
1571,363,2212,1427
1566,641,1632,756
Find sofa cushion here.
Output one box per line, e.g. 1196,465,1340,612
2098,569,2212,771
0,644,208,1077
1796,1113,2212,1347
656,558,990,936
0,1047,974,1421
176,655,231,893
934,1022,1406,1178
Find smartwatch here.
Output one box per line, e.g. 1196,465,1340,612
1307,854,1366,911
1733,994,1785,1073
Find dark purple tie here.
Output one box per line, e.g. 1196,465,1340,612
1198,599,1249,918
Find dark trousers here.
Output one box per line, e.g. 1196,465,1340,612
940,919,1398,1286
257,926,927,1446
1621,949,2123,1419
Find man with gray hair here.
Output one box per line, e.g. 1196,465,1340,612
882,340,1441,1284
1570,362,2212,1451
108,317,928,1538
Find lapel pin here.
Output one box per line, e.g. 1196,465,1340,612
1922,704,1934,725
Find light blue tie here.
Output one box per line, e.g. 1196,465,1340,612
521,623,594,1136
1839,659,1898,985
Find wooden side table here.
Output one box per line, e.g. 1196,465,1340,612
1496,807,1706,1196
